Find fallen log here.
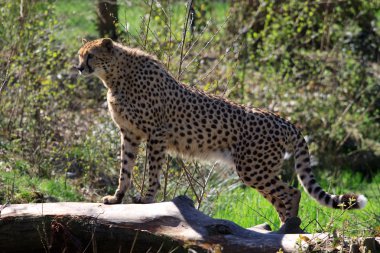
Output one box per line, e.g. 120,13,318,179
0,196,378,253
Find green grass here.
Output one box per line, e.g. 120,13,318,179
211,171,380,235
54,0,229,50
0,160,83,203
54,0,97,47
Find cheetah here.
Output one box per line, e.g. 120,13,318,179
76,38,367,225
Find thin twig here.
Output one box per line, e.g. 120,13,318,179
129,231,139,253
193,47,232,86
179,160,204,188
197,163,215,209
150,0,179,42
0,48,15,99
165,0,173,69
140,143,149,198
179,14,231,78
168,246,179,253
177,0,193,80
171,165,186,198
181,18,212,61
144,0,154,48
156,242,164,253
162,156,171,201
178,159,200,204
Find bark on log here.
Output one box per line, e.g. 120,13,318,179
0,196,378,253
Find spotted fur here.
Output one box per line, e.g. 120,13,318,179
76,38,367,223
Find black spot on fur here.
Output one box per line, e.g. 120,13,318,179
126,152,135,159
313,186,321,193
325,195,331,205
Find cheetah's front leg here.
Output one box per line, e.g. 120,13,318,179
136,129,167,204
103,129,141,204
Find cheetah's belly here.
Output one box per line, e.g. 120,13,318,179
167,143,235,168
201,150,235,168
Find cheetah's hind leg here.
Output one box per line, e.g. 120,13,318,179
131,193,156,204
276,217,305,234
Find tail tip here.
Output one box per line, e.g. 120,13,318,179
357,194,367,209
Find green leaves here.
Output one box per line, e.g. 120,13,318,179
227,0,379,168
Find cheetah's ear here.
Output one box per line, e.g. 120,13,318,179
81,38,88,45
101,38,113,52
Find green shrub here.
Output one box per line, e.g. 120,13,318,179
225,0,380,176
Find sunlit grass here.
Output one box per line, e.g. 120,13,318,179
54,0,97,47
0,161,83,203
54,0,229,49
211,171,380,235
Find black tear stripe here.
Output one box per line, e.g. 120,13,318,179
87,56,94,73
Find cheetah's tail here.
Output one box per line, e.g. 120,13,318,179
293,134,367,210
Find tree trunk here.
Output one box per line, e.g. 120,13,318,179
0,196,378,253
96,0,118,40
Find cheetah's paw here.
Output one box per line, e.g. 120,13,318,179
102,195,122,204
132,195,155,204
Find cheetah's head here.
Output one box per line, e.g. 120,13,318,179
76,38,114,79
